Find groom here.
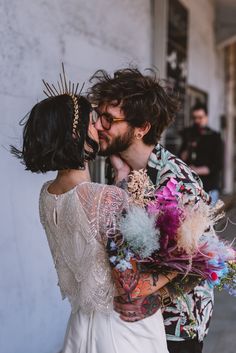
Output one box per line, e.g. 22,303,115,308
89,68,213,353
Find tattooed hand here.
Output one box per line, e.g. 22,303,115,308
113,268,140,301
114,291,162,322
110,155,131,184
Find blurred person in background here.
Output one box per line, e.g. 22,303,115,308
179,103,223,205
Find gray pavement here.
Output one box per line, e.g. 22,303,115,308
204,204,236,353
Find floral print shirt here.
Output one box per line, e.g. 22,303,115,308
147,144,214,342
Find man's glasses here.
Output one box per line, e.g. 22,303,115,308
91,108,125,130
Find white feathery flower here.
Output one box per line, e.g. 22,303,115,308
119,206,160,258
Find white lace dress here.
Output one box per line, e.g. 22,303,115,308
39,181,169,353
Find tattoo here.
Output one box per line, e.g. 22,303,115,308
140,292,162,317
113,269,160,302
116,178,128,190
152,271,159,286
114,291,162,322
113,268,140,302
114,295,129,305
130,273,158,299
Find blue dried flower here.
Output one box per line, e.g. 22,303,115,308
110,241,117,250
124,249,134,261
115,259,133,272
109,256,117,265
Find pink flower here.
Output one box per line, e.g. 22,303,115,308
211,272,218,281
154,178,181,208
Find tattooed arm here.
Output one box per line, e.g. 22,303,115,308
114,272,201,322
113,268,177,299
129,272,177,299
113,270,177,322
114,291,162,322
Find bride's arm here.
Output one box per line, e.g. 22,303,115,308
109,155,131,186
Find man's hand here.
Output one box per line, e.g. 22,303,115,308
189,165,210,176
180,150,189,162
114,291,161,322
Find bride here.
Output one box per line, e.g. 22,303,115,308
12,71,176,353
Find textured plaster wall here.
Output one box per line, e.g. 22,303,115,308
0,1,152,353
0,1,228,352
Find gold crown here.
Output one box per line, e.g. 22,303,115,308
42,63,84,138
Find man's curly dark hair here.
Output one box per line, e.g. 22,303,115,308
88,67,180,144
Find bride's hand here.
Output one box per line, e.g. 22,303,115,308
110,155,131,182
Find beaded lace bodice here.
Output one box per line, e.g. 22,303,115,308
39,181,128,314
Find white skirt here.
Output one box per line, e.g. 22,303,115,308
62,309,169,353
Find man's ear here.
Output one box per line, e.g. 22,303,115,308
135,122,151,138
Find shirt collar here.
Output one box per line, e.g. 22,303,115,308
146,143,162,184
147,143,162,167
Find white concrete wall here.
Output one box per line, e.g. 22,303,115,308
0,1,152,353
180,0,225,130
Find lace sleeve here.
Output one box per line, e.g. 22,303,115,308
98,185,129,245
75,183,129,244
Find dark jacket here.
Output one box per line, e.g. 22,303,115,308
179,125,223,192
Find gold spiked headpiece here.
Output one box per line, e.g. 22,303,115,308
42,63,84,138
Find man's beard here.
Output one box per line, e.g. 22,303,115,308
98,127,135,156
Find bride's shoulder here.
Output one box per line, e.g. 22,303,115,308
39,180,54,202
76,182,127,201
101,184,127,199
76,181,121,192
40,180,53,192
75,181,103,194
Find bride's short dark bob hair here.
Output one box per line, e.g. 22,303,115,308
12,94,98,173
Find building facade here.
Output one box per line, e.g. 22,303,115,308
153,0,236,194
0,1,235,353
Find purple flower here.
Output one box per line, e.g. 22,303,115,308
157,208,181,238
110,240,117,250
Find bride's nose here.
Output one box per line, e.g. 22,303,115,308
94,117,104,131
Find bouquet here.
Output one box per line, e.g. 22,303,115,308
107,170,236,300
